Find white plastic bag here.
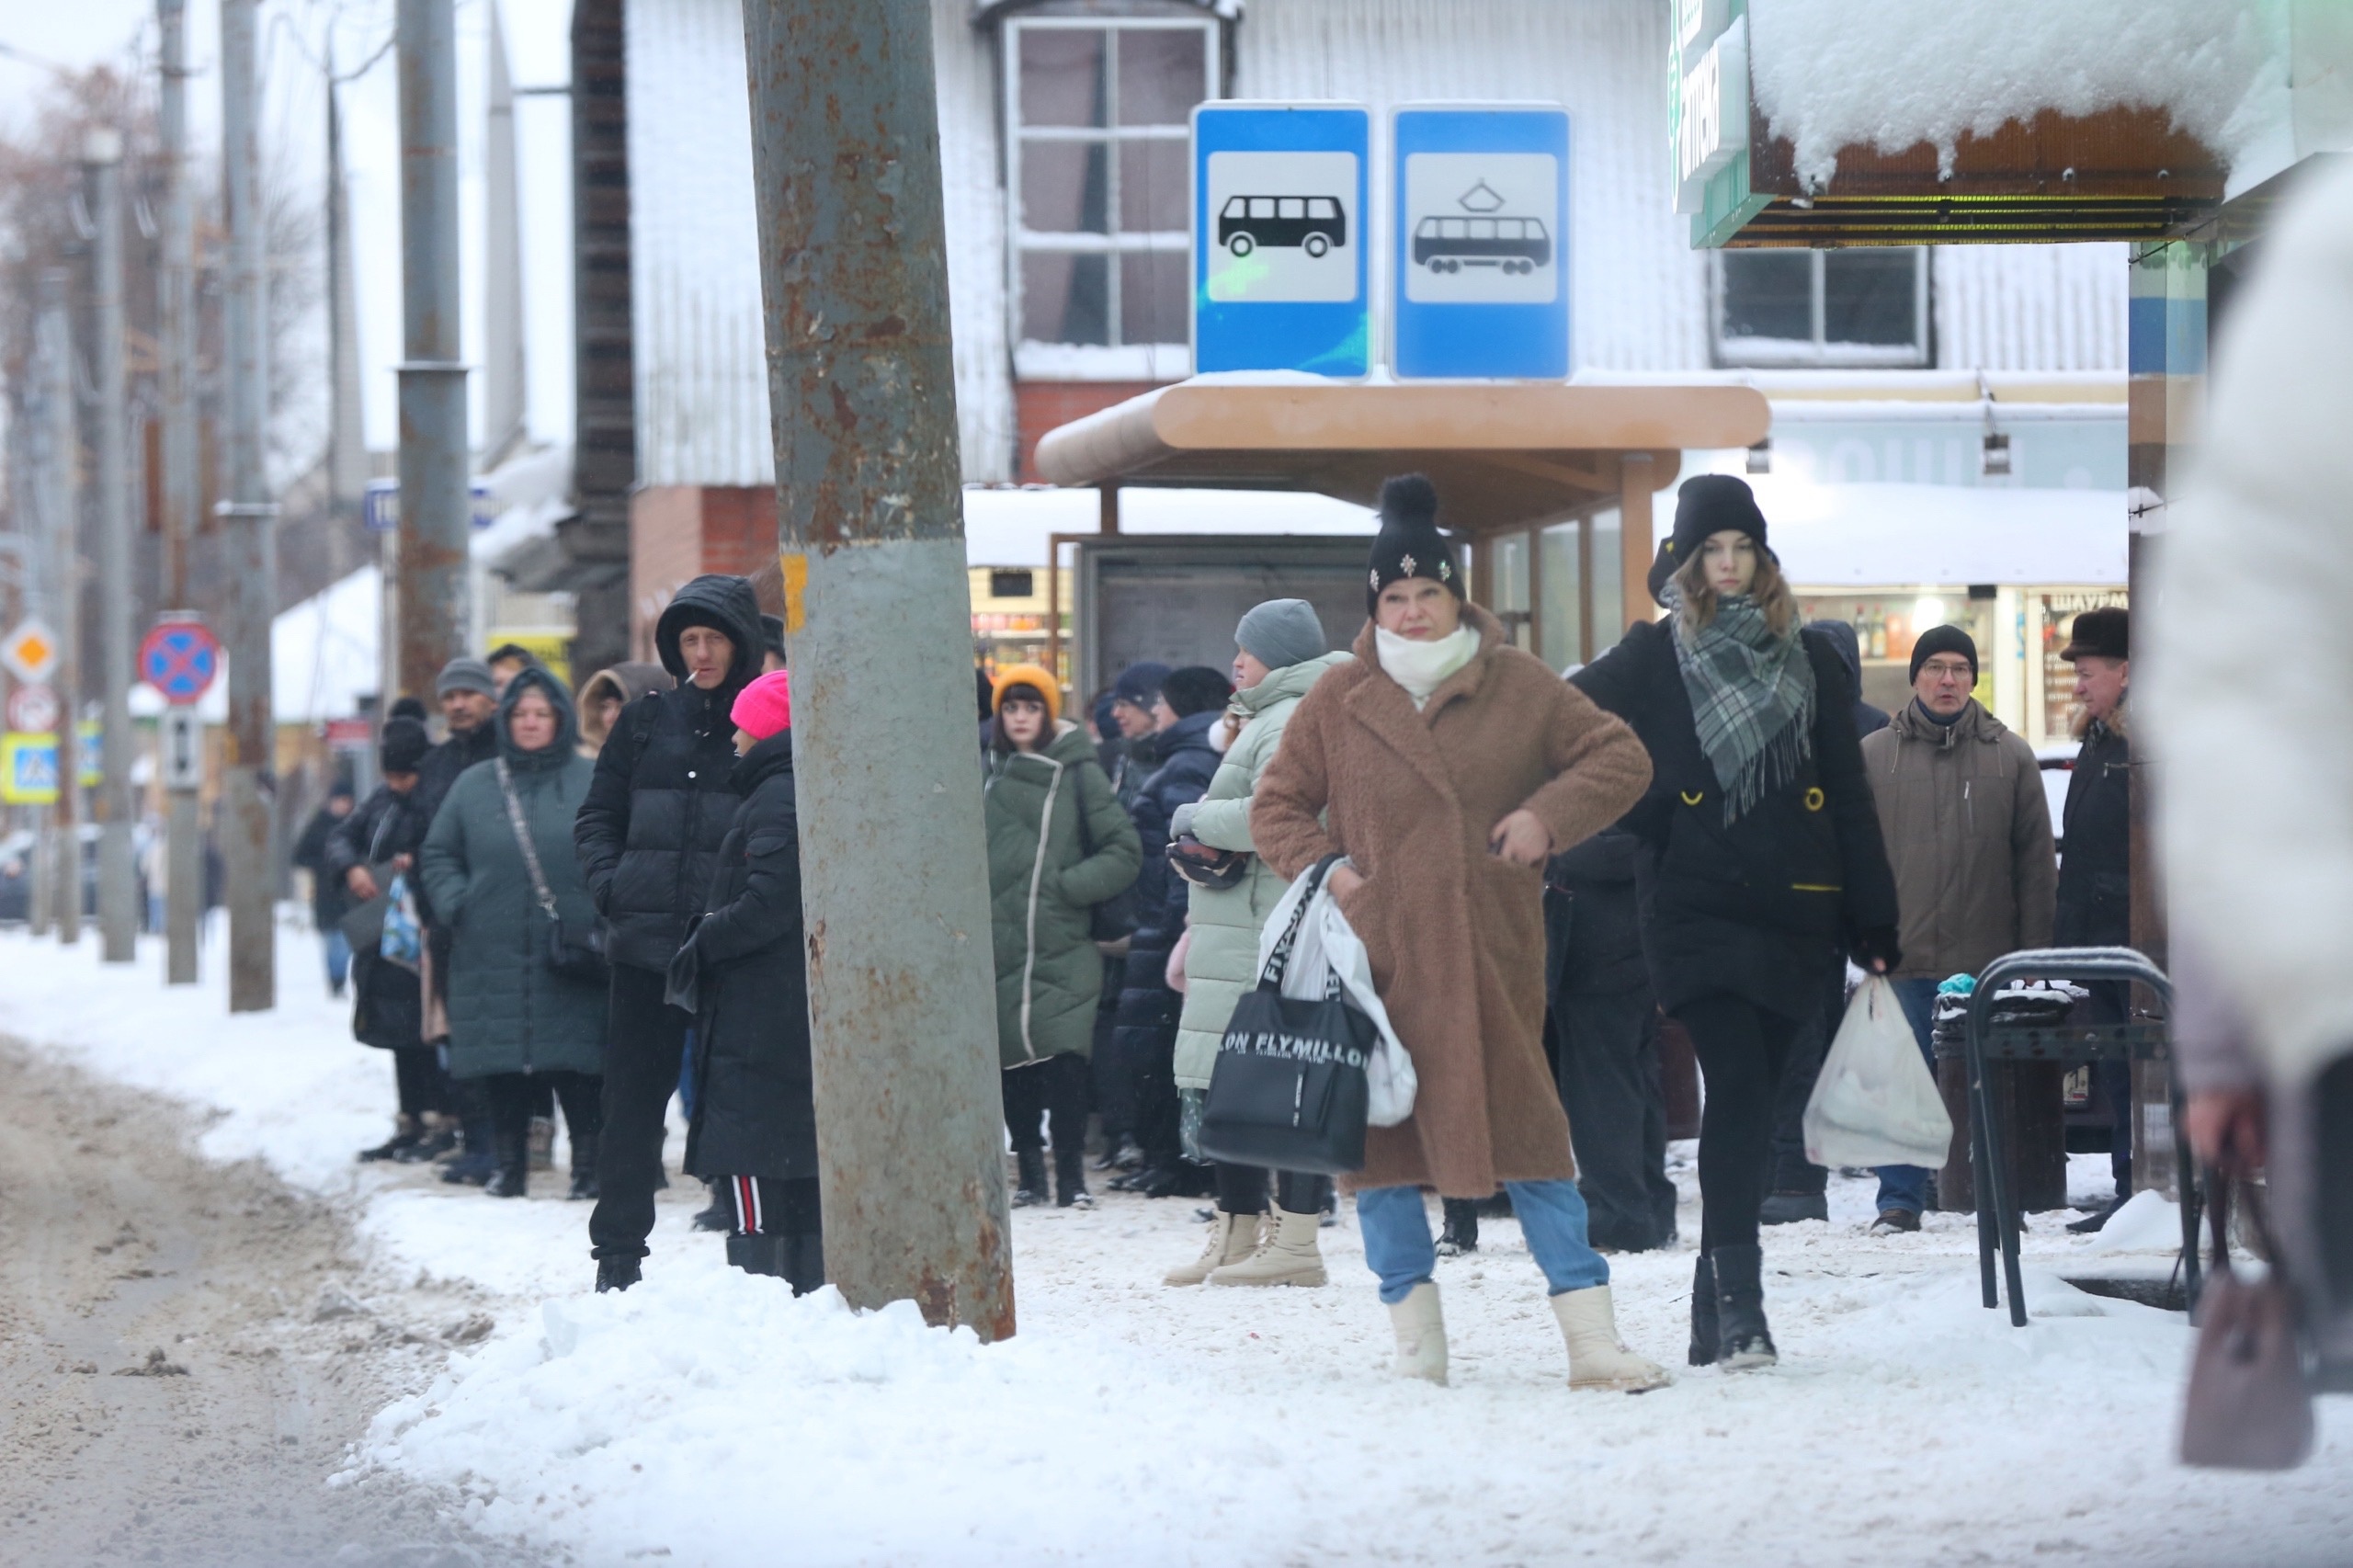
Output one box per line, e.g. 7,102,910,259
1802,976,1954,1169
1256,863,1418,1126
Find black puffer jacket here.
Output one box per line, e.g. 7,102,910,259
685,732,815,1181
574,574,763,971
324,783,431,1051
1121,710,1223,968
1545,826,1650,997
1573,618,1898,1020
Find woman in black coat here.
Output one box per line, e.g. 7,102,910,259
573,572,763,1291
676,670,821,1291
1572,476,1899,1370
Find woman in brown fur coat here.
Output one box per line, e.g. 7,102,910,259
1253,474,1668,1392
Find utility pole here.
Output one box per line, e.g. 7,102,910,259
39,269,82,946
742,0,1015,1340
86,129,138,963
395,0,471,701
157,0,201,984
220,0,276,1011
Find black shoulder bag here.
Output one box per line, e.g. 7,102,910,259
1196,855,1375,1176
496,758,610,984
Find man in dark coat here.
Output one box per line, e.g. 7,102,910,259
680,669,821,1290
1114,665,1230,1198
1093,662,1170,1170
411,656,506,1183
574,573,762,1290
292,781,357,996
2054,606,2134,1229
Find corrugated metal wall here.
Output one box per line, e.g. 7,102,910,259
1936,244,2128,371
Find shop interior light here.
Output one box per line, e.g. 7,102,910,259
1913,595,1948,631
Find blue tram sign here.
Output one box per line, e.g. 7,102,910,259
1391,104,1571,380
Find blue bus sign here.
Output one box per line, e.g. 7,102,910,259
364,477,500,533
1392,105,1571,380
1191,103,1370,379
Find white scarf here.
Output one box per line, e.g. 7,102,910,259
1375,623,1479,710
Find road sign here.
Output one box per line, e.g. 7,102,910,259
1392,105,1571,381
0,619,59,684
1191,103,1370,378
364,476,499,533
6,683,58,734
0,733,59,805
161,708,203,790
140,619,222,705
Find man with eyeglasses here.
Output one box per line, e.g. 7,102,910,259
1857,625,2057,1234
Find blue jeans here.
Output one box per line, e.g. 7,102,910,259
323,927,352,991
1873,977,1943,1215
1357,1180,1610,1305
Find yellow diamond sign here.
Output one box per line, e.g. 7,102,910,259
0,619,58,684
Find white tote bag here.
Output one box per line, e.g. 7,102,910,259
1802,975,1954,1169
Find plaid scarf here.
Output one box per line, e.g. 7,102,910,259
1665,585,1814,824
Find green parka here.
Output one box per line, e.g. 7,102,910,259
1173,651,1352,1089
418,668,608,1080
984,722,1142,1068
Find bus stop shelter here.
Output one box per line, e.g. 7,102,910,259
1031,379,1772,666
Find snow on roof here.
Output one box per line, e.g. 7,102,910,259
1748,0,2292,199
961,485,1375,568
1676,476,2128,587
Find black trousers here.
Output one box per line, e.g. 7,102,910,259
1212,1161,1328,1217
392,1045,451,1119
484,1070,603,1173
591,964,686,1260
725,1173,822,1237
1553,985,1677,1250
1088,956,1132,1143
1003,1052,1089,1156
1768,962,1846,1197
1674,993,1807,1254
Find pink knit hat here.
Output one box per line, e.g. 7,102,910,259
731,669,792,740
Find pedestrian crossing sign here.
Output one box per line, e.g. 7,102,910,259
0,732,60,805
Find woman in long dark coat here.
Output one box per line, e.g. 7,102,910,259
678,670,822,1290
1572,474,1900,1369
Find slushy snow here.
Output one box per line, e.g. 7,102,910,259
5,919,2348,1566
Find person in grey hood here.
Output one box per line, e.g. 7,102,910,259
574,573,763,1291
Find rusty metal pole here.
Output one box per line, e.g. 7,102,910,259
158,0,201,984
742,0,1015,1340
220,0,276,1010
38,269,81,945
87,128,140,964
395,0,471,701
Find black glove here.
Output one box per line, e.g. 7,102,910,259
1850,925,1903,975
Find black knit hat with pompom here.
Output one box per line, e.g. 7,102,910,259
1365,473,1461,614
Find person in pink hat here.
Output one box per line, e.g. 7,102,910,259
674,669,824,1288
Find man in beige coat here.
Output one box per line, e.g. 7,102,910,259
1858,624,2056,1232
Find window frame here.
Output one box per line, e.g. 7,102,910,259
1003,13,1220,381
1711,247,1933,369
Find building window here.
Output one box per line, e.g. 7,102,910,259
1713,249,1931,368
1005,16,1216,381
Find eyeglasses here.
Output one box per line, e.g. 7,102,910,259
1918,660,1972,680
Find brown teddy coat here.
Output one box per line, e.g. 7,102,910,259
1253,605,1654,1196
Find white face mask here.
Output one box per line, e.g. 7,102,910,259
1374,623,1479,709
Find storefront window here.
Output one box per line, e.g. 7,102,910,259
2035,588,2129,743
1489,532,1531,650
1538,520,1583,670
1590,506,1624,653
1800,591,1992,715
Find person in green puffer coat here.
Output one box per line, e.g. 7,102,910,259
418,667,608,1201
1162,601,1353,1289
983,664,1142,1211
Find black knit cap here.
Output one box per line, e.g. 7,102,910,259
1160,665,1234,719
379,715,430,774
2059,606,2129,663
1659,474,1772,591
1909,623,1979,684
1365,473,1461,614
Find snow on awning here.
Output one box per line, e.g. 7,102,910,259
961,486,1374,569
1705,478,2128,587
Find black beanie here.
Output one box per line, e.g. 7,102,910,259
1160,665,1234,720
1909,623,1979,684
1660,474,1771,589
1366,473,1461,613
379,716,430,774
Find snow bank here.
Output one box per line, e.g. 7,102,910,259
1748,1,2292,197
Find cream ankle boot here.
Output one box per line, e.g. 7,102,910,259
1388,1281,1448,1384
1208,1204,1327,1287
1163,1210,1262,1286
1550,1285,1671,1392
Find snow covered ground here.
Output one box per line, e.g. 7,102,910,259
4,918,2348,1567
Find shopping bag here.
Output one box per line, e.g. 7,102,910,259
2181,1179,2314,1470
1802,975,1952,1168
1253,857,1417,1127
379,874,423,971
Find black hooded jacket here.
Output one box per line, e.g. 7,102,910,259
684,731,815,1180
574,574,763,971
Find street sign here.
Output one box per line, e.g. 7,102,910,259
323,717,373,749
6,682,59,734
0,733,59,805
364,476,499,533
161,708,203,790
1191,102,1370,378
1391,104,1571,381
139,619,221,705
0,619,59,684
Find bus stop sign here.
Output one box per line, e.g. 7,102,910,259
1392,104,1571,381
1191,102,1370,378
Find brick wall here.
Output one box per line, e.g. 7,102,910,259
628,485,705,662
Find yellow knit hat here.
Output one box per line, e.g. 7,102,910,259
989,663,1061,726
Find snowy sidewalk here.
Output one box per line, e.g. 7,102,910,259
3,921,2347,1567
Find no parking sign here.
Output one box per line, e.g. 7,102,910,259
140,619,220,705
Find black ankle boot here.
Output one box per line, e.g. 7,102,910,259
1709,1243,1778,1369
358,1115,421,1163
1053,1147,1093,1209
726,1232,790,1277
1437,1198,1480,1256
1012,1149,1048,1207
595,1254,641,1293
1688,1253,1719,1368
781,1230,824,1297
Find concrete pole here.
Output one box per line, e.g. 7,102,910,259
86,129,139,963
396,0,471,702
220,0,277,1011
742,0,1016,1340
158,0,200,984
39,269,82,946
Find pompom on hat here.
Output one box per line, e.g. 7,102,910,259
1365,473,1461,614
730,670,793,740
